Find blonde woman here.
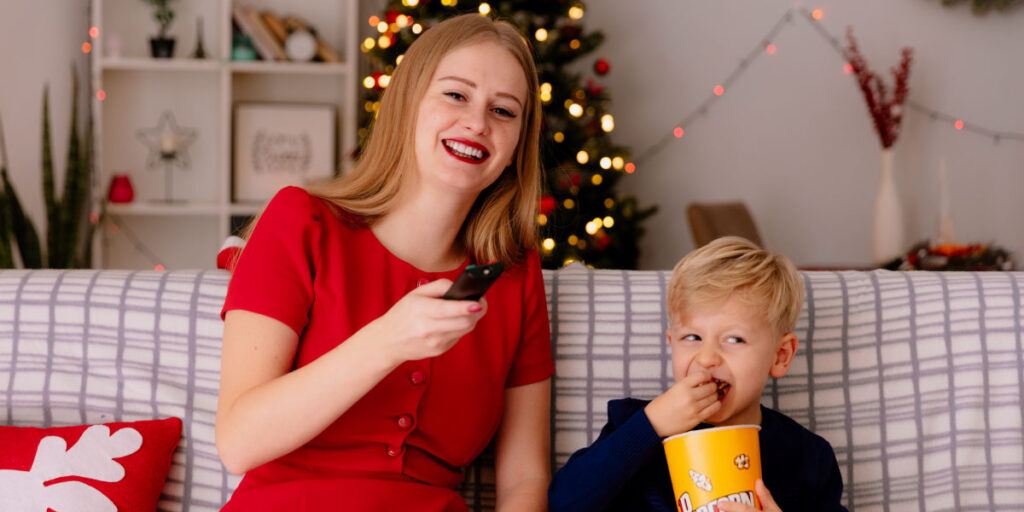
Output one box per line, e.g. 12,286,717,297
216,14,551,511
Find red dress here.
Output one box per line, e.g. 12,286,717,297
220,187,554,511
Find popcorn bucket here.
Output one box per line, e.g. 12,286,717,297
662,425,762,512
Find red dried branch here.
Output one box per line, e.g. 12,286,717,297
845,28,914,149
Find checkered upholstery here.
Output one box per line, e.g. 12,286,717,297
3,267,1023,511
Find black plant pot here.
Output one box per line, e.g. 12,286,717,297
150,37,176,59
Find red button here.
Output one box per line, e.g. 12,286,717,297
397,414,414,430
385,444,404,457
409,371,425,385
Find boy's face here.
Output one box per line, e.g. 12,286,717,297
667,293,798,426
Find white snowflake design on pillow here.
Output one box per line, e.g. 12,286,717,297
0,425,143,512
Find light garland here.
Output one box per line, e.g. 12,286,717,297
633,7,1024,168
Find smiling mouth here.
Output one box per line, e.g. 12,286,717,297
712,378,731,400
443,139,489,162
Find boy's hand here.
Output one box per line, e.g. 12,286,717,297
644,370,721,437
716,479,781,512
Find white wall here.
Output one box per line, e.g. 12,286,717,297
0,0,91,244
581,0,1024,269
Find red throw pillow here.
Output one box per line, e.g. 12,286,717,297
0,417,182,511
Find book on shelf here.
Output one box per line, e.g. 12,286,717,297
232,2,286,61
260,11,289,45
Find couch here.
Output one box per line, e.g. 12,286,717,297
2,266,1023,511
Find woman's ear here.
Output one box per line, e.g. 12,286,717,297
768,333,799,378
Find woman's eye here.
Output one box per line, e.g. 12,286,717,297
444,91,466,101
725,336,745,344
492,107,516,118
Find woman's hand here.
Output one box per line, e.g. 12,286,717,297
716,479,781,512
367,278,488,367
643,370,721,437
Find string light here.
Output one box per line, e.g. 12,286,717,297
362,38,376,51
538,214,548,225
603,216,615,228
612,157,624,170
568,103,583,117
154,264,165,271
604,198,615,208
396,54,404,65
378,75,391,88
368,16,380,26
591,173,603,185
576,150,589,164
765,43,776,55
585,221,599,235
569,5,584,20
89,26,99,38
535,28,548,42
625,163,635,174
601,114,615,132
363,76,376,88
403,0,420,6
96,90,106,101
569,39,581,50
81,42,92,54
599,157,612,169
568,235,579,245
563,198,575,209
633,6,1024,168
540,82,552,103
412,23,423,34
478,3,491,15
553,131,564,142
378,35,392,49
377,21,388,33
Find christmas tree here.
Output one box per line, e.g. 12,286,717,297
359,1,656,269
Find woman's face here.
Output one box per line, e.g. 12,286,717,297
413,40,528,198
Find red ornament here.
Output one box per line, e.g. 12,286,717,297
570,172,582,187
385,9,400,24
594,58,610,76
586,79,604,97
540,195,556,216
596,234,611,250
370,71,385,92
107,174,135,203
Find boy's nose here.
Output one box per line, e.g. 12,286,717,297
694,343,723,367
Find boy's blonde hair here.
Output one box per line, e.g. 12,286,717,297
667,236,804,336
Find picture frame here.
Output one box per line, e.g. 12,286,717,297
233,102,336,202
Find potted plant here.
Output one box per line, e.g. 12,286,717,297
143,0,177,58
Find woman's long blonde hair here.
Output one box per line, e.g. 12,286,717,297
304,14,542,265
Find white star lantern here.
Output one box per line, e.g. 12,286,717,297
136,111,197,202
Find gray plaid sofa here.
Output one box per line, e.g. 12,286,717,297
2,266,1023,511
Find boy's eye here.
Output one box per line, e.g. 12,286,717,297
682,334,701,342
725,336,745,344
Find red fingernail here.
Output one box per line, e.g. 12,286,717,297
468,304,483,313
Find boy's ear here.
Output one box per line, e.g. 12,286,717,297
768,333,799,378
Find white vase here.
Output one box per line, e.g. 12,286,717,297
872,148,905,264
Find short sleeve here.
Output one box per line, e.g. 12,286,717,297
221,186,322,335
505,250,555,387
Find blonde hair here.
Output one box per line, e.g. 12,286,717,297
305,14,542,265
666,236,804,336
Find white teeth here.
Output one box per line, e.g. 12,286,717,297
444,140,485,160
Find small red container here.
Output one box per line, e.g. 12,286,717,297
108,174,135,203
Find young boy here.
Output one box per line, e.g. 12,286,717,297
548,236,847,512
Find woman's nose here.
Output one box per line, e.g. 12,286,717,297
462,105,488,134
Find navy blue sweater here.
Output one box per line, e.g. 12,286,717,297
548,398,848,512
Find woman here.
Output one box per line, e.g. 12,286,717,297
215,14,552,511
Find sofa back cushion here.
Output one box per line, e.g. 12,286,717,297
0,270,236,512
546,264,1024,511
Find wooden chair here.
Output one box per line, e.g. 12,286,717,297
686,201,763,248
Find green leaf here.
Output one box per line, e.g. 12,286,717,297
59,66,86,268
41,85,57,268
1,167,42,268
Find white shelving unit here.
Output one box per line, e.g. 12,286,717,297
90,0,358,269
